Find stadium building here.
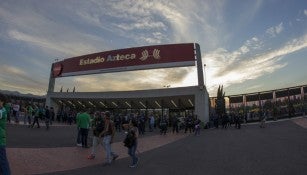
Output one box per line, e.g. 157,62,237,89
46,43,210,122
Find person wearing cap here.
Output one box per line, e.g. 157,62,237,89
0,94,11,175
99,111,118,166
88,111,105,159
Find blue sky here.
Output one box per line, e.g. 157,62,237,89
0,0,306,96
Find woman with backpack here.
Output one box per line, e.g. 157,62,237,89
123,120,139,168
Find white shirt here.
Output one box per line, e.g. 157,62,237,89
13,104,20,112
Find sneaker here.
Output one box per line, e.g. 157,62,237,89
129,157,139,168
112,155,119,161
87,154,95,159
129,164,137,168
135,157,139,166
77,143,82,147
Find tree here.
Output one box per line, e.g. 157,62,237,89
215,85,226,117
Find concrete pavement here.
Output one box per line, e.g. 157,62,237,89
6,117,307,175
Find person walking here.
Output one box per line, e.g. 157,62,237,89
260,110,267,128
12,101,20,124
50,107,55,125
27,104,33,127
99,111,118,166
172,114,179,134
88,111,105,159
194,117,201,136
149,113,155,132
235,114,241,129
114,114,122,132
45,106,50,130
76,109,91,148
22,106,27,125
0,95,11,175
124,120,139,168
159,115,167,135
31,105,40,128
185,115,193,133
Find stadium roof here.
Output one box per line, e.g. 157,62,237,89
48,86,202,110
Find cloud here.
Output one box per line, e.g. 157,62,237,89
115,17,167,31
8,30,101,57
304,9,307,16
266,22,284,37
77,0,226,48
204,34,307,93
0,0,306,97
0,2,110,59
245,84,263,91
1,0,226,54
0,64,47,94
244,37,263,50
55,67,192,93
1,0,204,95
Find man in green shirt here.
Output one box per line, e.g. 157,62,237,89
0,94,11,175
27,104,33,126
3,102,10,123
77,109,91,148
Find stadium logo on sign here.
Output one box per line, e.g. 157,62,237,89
139,49,161,61
53,64,63,77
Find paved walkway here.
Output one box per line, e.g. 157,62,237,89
8,133,187,175
7,123,188,175
6,117,307,175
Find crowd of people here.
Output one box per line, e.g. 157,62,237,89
0,100,56,130
2,98,205,170
74,109,204,167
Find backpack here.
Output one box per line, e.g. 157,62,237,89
94,118,104,135
96,122,104,132
123,130,135,148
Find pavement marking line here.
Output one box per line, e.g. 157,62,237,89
7,133,188,175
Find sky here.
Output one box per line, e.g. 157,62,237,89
0,0,306,97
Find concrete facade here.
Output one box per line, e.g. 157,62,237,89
46,86,209,122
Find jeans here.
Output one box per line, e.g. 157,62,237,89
91,136,102,155
103,135,117,163
149,123,154,132
0,146,11,175
23,113,27,125
128,140,138,165
194,126,200,135
13,111,19,123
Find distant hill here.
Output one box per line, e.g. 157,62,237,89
0,89,45,99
